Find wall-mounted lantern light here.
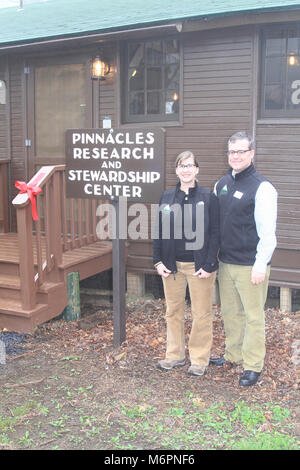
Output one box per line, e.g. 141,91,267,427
288,53,299,66
90,56,110,80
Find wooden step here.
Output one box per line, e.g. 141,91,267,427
0,274,21,300
0,284,68,334
0,277,68,333
0,297,48,333
0,275,65,303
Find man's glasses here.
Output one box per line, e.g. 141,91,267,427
227,149,251,157
177,163,196,169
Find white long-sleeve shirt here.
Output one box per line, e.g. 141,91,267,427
253,181,277,273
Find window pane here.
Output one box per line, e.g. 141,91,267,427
129,67,144,91
266,37,286,56
146,41,162,65
129,92,144,115
165,39,180,64
165,90,179,114
147,91,161,114
264,85,284,110
165,64,179,89
129,43,144,67
35,63,86,158
287,37,300,55
147,67,162,89
265,57,285,83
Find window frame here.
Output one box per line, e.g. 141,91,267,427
260,23,300,119
121,36,182,125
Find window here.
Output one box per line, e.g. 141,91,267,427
122,38,180,123
261,24,300,118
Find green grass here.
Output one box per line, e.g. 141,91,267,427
232,432,298,450
0,385,299,450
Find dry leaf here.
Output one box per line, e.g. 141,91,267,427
114,351,127,361
192,396,206,407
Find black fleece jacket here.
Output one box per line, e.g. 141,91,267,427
153,182,220,274
215,163,269,266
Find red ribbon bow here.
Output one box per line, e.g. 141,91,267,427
15,181,42,221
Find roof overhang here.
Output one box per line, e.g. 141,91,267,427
1,5,300,55
0,22,183,54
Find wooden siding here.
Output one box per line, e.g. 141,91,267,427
256,125,300,251
0,57,10,232
0,58,8,160
8,58,26,231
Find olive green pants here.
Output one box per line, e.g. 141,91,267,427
218,262,270,372
162,262,216,367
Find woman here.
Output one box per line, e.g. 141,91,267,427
153,151,219,376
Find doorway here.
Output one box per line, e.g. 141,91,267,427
26,54,93,178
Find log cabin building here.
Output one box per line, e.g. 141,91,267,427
0,0,300,331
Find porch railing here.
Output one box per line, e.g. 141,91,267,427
12,165,107,310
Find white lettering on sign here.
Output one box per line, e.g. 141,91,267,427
84,183,142,198
72,131,155,145
72,146,154,159
68,170,160,183
291,80,300,105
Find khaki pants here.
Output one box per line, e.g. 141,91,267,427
162,261,216,367
218,262,270,372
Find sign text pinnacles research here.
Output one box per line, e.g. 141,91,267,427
65,128,165,203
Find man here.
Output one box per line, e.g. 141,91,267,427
211,131,277,386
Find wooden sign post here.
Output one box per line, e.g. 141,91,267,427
111,198,126,347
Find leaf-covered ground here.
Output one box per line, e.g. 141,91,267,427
0,298,299,450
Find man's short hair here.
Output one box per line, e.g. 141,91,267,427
228,131,255,150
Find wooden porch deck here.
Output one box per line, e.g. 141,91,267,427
0,233,112,276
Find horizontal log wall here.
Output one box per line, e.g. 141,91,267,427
256,125,300,286
0,58,8,160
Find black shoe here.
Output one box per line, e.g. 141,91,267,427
209,356,226,366
239,370,261,387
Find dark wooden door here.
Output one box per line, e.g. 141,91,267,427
26,54,93,178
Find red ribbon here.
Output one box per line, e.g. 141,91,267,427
15,181,42,221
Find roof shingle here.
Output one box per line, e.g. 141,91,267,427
1,0,300,45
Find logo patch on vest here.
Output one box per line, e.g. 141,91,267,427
233,190,243,199
220,184,227,195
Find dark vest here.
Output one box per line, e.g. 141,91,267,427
215,163,267,266
153,182,219,273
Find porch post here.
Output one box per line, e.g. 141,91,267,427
16,205,36,310
62,271,81,321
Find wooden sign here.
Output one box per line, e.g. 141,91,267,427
65,128,165,203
